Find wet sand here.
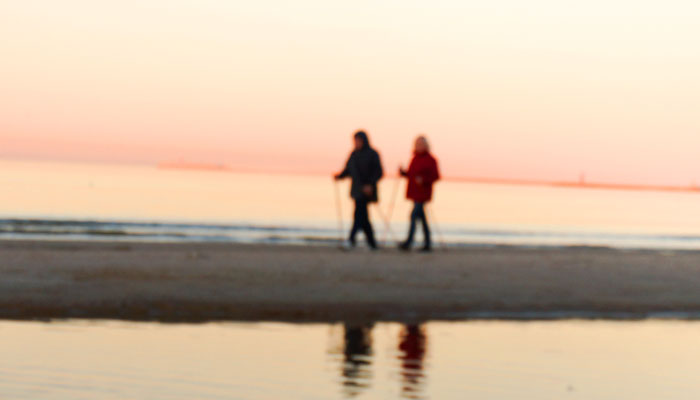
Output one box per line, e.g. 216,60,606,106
2,240,700,322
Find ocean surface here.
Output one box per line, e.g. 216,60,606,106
4,159,700,249
3,320,700,399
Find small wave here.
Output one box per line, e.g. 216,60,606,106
3,218,700,250
0,218,336,244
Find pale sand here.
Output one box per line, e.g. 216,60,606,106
2,240,700,322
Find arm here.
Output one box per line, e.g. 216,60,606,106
369,151,383,184
400,157,414,179
335,154,352,179
415,158,439,186
434,159,440,182
424,158,440,185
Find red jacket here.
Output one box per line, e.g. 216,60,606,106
404,152,440,202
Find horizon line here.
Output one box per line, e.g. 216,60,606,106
2,156,697,194
156,161,700,194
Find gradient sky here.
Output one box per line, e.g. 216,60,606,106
2,1,700,184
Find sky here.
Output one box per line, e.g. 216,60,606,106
1,0,700,184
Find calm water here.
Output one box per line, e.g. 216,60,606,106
5,160,700,399
4,159,700,248
3,320,700,399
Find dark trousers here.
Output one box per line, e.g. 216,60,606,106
405,202,431,248
349,199,377,248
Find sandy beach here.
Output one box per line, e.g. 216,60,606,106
2,240,700,322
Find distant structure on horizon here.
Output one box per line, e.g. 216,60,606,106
155,161,700,194
448,175,700,194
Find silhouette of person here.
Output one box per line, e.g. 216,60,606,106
398,324,427,399
335,130,384,249
399,135,440,252
340,324,374,397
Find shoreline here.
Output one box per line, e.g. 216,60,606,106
3,240,700,323
5,218,700,252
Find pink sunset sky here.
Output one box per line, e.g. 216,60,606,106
2,1,699,185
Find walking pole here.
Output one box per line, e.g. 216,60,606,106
426,204,447,251
375,176,400,245
374,203,397,245
333,180,345,246
386,175,401,223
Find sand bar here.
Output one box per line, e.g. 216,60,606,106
2,240,700,322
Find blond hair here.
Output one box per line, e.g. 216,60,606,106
415,135,430,152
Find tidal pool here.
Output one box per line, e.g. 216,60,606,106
2,320,700,399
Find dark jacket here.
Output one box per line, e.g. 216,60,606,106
402,151,440,203
338,132,383,202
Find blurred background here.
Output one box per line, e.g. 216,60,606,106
2,0,700,247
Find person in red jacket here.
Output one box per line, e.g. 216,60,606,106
398,135,440,252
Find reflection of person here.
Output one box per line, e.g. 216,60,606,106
341,324,374,397
399,136,440,252
398,324,427,399
335,130,384,249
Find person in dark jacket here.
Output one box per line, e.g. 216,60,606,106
334,130,384,249
399,135,440,252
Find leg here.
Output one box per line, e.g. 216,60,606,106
401,203,420,249
417,203,431,249
349,200,362,245
358,201,377,248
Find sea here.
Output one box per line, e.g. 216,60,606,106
3,320,700,399
5,159,700,399
3,159,700,250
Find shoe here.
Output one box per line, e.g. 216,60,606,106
419,246,432,253
338,241,355,251
398,242,411,251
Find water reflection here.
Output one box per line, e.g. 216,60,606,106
330,323,428,399
398,325,427,399
340,324,374,397
6,320,700,399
